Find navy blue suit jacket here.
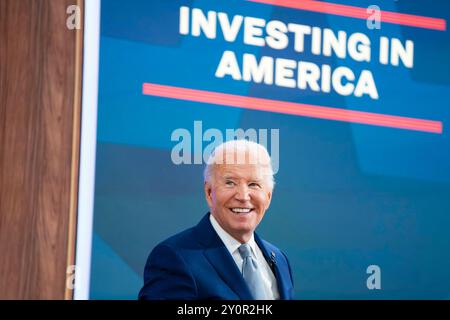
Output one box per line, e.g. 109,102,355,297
138,213,295,300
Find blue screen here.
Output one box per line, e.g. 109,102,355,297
89,0,450,299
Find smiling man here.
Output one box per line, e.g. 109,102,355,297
138,140,294,300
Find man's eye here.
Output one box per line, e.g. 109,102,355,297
225,181,235,186
249,183,261,188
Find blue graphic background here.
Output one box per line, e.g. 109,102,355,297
89,0,450,299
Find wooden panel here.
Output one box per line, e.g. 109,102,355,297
0,0,82,299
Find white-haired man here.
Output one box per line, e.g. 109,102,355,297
139,140,294,300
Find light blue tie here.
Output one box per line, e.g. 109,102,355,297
238,243,267,300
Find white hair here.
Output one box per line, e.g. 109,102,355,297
203,139,275,190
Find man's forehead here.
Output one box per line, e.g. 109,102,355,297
215,164,270,178
210,148,270,166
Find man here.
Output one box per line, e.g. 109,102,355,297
138,140,294,300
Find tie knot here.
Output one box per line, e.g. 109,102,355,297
238,243,252,259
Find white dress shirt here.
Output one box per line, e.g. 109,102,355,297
209,214,280,300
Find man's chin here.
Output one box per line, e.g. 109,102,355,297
231,221,255,235
231,214,256,226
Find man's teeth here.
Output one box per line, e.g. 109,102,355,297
231,208,252,213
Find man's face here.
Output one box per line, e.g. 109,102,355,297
204,152,272,243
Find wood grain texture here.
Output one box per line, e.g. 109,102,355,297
0,0,83,299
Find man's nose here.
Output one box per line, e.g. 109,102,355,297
235,184,251,201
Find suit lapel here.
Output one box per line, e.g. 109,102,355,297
255,233,290,300
203,246,253,300
194,214,253,300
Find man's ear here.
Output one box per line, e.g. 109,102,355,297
265,190,272,210
204,181,213,208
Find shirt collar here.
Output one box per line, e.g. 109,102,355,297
209,213,257,257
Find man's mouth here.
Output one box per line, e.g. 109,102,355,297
229,207,254,214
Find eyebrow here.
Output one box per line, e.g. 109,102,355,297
222,175,263,183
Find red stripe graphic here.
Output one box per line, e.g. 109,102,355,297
247,0,447,31
142,83,443,134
